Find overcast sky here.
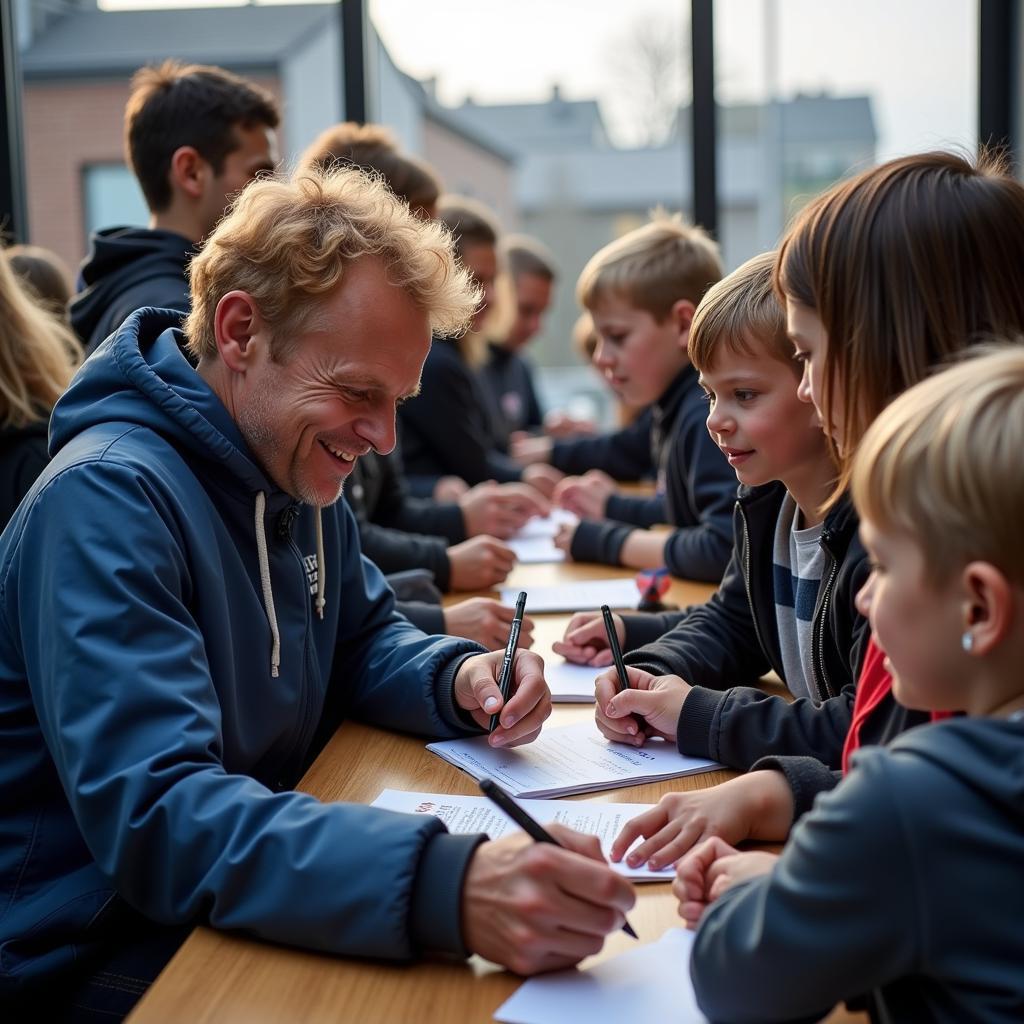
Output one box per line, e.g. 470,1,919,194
99,0,978,159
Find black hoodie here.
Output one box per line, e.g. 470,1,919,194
0,419,49,531
70,228,194,354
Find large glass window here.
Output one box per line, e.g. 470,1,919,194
82,164,149,237
715,0,978,267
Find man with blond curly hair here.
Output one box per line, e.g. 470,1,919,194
0,168,634,1021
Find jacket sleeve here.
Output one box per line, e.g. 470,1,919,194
6,462,483,962
619,608,692,649
370,453,466,545
356,519,452,592
603,492,668,528
751,755,842,821
395,599,447,635
549,408,654,479
691,750,921,1023
660,405,736,583
674,684,856,771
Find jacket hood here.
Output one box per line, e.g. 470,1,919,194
898,716,1024,817
70,228,194,344
52,307,272,499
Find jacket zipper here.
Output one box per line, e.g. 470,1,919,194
739,503,768,663
811,530,840,702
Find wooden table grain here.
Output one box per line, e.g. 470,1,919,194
127,562,865,1024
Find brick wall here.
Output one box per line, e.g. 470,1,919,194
23,74,282,273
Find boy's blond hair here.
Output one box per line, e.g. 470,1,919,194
185,166,479,362
576,213,722,320
852,345,1024,587
688,252,792,375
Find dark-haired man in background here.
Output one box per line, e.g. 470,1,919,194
71,60,279,354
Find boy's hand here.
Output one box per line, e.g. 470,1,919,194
454,649,551,747
444,598,536,651
554,470,616,520
594,665,689,745
521,463,564,499
673,837,777,927
459,481,549,539
447,536,516,591
552,610,623,667
553,521,578,558
434,475,469,502
510,434,553,466
609,771,796,871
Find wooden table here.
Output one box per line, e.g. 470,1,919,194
128,561,864,1024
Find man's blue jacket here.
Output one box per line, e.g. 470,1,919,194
0,309,486,997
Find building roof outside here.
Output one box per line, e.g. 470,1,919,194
453,86,610,153
677,93,877,145
21,3,336,78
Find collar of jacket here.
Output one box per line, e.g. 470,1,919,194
735,480,858,555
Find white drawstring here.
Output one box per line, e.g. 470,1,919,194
254,491,282,678
314,510,326,620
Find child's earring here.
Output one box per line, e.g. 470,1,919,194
961,631,975,653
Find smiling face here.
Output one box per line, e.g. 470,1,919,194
786,299,843,448
855,518,966,711
590,292,690,407
701,341,828,496
232,257,431,507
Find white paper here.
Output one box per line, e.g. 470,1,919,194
502,578,639,614
493,928,708,1024
513,508,578,540
506,536,566,564
426,721,720,798
544,660,599,703
370,789,674,881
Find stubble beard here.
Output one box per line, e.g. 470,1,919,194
237,375,344,509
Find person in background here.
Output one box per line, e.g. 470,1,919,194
70,60,279,354
0,167,633,1021
510,336,653,481
481,235,552,444
0,248,80,531
300,121,441,220
398,196,562,500
481,235,594,445
550,214,735,581
6,244,73,322
298,122,548,648
685,348,1024,1024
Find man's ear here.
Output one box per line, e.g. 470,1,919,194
671,299,696,352
214,291,265,373
961,561,1013,656
168,146,210,202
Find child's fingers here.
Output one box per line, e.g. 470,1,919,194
610,806,667,862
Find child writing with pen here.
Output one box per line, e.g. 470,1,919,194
556,250,864,801
550,215,737,583
557,151,1024,873
681,347,1024,1023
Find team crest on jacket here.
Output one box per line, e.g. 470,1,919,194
304,554,319,595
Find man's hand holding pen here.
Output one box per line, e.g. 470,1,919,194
454,648,552,747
